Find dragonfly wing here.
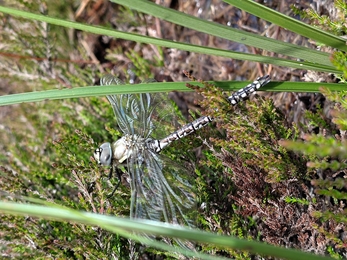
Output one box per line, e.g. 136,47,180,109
127,147,195,228
100,75,155,137
127,148,196,250
100,74,178,139
100,75,195,249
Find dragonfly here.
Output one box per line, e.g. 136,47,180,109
94,74,270,229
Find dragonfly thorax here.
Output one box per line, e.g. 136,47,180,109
94,135,147,166
112,135,137,163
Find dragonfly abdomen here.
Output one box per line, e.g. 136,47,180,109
227,75,270,105
151,116,213,152
148,75,271,153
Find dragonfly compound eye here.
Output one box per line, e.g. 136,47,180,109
95,142,112,166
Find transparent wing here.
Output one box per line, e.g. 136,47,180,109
100,75,156,137
101,75,195,248
127,146,195,228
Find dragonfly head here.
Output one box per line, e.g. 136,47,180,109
94,142,112,166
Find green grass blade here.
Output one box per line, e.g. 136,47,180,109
111,0,333,67
224,0,347,51
0,201,333,260
0,5,339,72
0,81,345,106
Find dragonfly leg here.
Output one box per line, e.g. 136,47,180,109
108,165,113,179
107,167,123,198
